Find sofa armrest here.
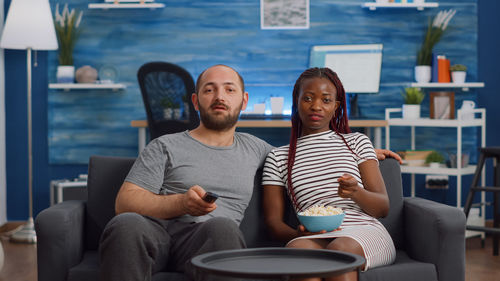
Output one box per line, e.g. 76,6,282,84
35,200,86,281
404,197,466,281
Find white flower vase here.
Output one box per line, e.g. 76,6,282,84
163,108,173,120
451,71,466,83
57,65,75,83
402,104,421,119
173,108,182,120
270,97,284,115
414,65,431,83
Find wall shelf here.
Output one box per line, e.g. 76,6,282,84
49,83,127,91
362,2,439,11
88,3,165,9
386,116,485,128
400,165,477,176
410,82,485,91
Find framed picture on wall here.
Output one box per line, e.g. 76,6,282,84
261,0,309,29
430,92,455,119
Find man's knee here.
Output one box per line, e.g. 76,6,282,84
101,213,154,244
104,212,144,231
200,217,245,248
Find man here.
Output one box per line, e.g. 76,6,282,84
99,64,401,281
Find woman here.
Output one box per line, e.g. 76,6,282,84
262,67,396,281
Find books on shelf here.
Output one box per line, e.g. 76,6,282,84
437,55,451,83
431,54,438,82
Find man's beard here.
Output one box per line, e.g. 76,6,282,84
198,100,243,131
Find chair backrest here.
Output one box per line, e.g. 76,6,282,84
85,155,136,250
377,158,404,250
137,62,199,140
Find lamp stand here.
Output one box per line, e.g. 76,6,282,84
10,48,36,244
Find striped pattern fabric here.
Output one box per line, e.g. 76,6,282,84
262,130,396,270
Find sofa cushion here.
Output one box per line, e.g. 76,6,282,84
359,250,438,281
67,252,99,281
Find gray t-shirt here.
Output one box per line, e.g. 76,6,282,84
125,131,273,224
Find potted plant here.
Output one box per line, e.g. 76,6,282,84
415,9,456,83
450,64,467,83
160,98,174,120
54,4,83,83
402,87,425,119
425,150,445,168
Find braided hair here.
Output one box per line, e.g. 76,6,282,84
286,67,353,211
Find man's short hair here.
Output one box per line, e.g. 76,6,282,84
195,64,245,94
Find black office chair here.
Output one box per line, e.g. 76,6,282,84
137,62,199,141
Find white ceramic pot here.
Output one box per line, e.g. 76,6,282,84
163,108,173,120
414,0,425,4
270,97,284,115
173,108,182,120
414,65,431,83
253,103,266,114
429,162,440,168
376,0,389,3
56,65,75,83
451,71,466,83
402,104,421,119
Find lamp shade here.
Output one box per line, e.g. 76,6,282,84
0,0,58,50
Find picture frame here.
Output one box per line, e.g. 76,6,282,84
430,91,455,119
261,0,309,30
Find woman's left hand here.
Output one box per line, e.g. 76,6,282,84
297,224,327,236
374,149,403,164
337,174,360,198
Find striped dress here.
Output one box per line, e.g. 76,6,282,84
262,130,396,270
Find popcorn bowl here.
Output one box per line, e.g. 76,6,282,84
297,212,345,233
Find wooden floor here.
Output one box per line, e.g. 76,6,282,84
0,232,499,281
0,236,37,281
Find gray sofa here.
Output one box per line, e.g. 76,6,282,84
35,156,466,281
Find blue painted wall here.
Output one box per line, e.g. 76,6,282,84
5,0,495,220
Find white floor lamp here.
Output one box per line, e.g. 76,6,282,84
0,0,58,243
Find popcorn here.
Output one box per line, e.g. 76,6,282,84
299,205,343,216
